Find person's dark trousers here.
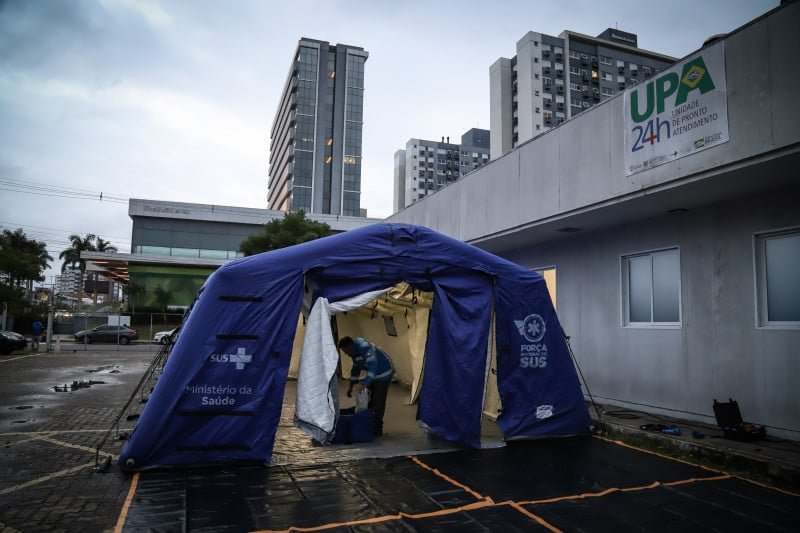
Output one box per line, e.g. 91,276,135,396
368,379,390,436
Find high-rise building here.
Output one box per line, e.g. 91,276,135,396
490,28,675,159
268,38,368,216
393,128,490,211
54,268,82,295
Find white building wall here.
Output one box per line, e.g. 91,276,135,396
393,149,406,213
489,58,513,160
388,3,800,437
501,188,799,434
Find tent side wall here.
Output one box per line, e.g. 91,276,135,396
119,264,306,468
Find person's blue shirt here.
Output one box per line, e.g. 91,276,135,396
32,321,43,336
348,337,394,387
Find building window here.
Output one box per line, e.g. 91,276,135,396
755,228,800,327
622,248,681,326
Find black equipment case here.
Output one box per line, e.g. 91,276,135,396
713,399,766,441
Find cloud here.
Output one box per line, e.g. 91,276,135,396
100,0,172,27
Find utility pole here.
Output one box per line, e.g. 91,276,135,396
45,276,54,352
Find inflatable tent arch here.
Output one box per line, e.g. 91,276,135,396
119,223,590,470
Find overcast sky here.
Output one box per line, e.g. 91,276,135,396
0,0,779,283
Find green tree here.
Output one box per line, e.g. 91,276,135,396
123,281,145,316
240,211,332,256
0,228,51,324
59,234,117,307
153,285,171,323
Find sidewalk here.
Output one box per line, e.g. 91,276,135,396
591,402,800,490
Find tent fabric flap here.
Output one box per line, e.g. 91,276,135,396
294,297,339,444
295,289,392,444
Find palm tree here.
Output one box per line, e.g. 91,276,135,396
0,228,52,296
59,234,117,307
93,237,117,304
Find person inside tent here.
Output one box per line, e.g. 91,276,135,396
338,336,395,437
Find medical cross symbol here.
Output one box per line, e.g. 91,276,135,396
229,347,252,369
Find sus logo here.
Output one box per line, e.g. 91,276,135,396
209,347,252,370
536,405,554,419
514,314,546,343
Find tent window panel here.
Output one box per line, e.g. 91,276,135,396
383,315,398,337
534,267,557,309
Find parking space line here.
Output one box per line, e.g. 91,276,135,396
113,472,139,533
0,429,134,436
0,461,95,496
31,434,119,460
0,353,40,363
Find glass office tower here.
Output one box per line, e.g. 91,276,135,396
268,38,368,216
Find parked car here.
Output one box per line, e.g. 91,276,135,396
0,331,27,355
74,325,139,344
153,327,179,345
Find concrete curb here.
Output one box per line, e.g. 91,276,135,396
601,421,800,490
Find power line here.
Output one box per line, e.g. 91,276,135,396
0,222,131,244
0,178,129,204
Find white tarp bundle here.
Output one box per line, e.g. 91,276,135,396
294,288,390,443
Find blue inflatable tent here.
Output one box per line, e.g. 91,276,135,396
120,223,590,469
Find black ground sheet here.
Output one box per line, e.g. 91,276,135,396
123,436,799,532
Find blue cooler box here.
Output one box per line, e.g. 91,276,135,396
332,408,373,444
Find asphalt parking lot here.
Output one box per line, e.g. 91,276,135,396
1,347,798,532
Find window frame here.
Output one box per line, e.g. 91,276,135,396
620,247,682,329
753,226,800,329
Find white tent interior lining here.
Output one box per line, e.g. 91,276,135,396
288,282,503,441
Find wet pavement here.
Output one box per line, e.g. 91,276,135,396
1,347,798,532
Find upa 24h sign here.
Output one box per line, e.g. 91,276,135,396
624,41,728,176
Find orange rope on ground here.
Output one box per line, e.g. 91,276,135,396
621,481,662,492
596,434,800,496
663,474,732,487
114,472,140,533
252,500,494,533
508,502,562,533
734,475,800,497
410,455,488,501
593,434,723,473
